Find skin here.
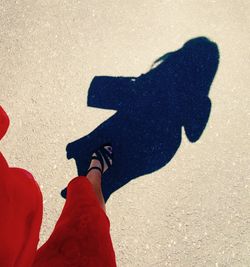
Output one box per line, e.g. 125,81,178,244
86,146,112,213
1,105,113,266
87,169,106,213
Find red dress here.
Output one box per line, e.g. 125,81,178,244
0,106,117,267
0,106,43,267
33,176,117,267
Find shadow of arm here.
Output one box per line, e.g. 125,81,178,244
87,76,136,110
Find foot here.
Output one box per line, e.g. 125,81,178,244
86,145,113,176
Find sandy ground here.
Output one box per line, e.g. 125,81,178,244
0,1,250,266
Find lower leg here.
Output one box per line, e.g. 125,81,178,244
86,170,106,213
85,145,112,213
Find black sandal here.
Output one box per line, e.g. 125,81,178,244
86,145,113,175
60,145,113,199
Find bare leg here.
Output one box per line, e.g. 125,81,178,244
86,145,112,213
86,169,106,213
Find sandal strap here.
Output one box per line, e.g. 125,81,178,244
86,166,103,175
94,150,104,173
87,145,113,175
99,147,112,168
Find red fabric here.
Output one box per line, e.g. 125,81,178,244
0,105,10,141
0,106,43,267
0,153,43,267
0,107,116,267
33,176,117,267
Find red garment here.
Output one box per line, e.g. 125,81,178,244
0,105,9,141
0,107,43,267
0,106,117,267
0,153,43,267
33,176,117,267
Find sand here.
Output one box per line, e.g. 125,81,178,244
0,1,249,266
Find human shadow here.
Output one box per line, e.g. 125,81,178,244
62,36,219,201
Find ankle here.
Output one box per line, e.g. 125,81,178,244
87,169,102,180
86,145,113,176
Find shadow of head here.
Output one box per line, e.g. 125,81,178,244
63,36,219,201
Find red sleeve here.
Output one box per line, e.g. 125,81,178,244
0,106,10,140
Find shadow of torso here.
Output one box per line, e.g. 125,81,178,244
65,37,219,201
67,74,182,200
